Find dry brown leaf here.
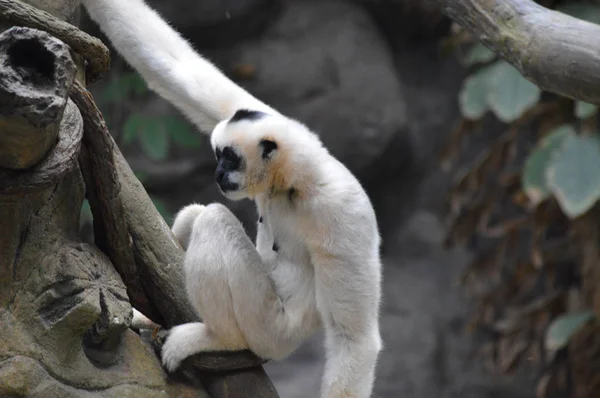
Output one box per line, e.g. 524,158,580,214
230,63,257,80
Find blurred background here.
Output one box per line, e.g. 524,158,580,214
80,1,600,397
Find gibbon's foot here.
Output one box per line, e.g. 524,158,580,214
161,323,199,371
161,322,226,372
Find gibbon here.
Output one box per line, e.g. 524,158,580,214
83,1,382,397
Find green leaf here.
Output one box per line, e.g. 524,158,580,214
139,123,170,161
575,101,598,119
486,61,541,123
151,196,171,223
122,113,146,146
130,73,148,96
164,116,201,149
464,42,496,66
547,132,600,218
557,3,600,25
134,171,149,183
458,68,490,120
546,311,595,352
522,125,574,206
99,72,148,104
100,75,132,103
79,199,93,229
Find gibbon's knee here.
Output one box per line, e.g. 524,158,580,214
171,204,205,250
186,203,250,253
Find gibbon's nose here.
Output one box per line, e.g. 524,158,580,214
216,169,226,184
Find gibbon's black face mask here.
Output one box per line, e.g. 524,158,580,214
214,145,242,192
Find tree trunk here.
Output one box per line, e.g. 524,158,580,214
0,1,278,396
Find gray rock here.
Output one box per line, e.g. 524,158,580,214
353,0,447,39
146,0,281,48
211,0,410,177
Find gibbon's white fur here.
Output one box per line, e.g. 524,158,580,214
83,1,383,397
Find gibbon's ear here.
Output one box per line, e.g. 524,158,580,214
259,139,278,160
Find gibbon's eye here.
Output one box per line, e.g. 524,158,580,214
259,139,278,160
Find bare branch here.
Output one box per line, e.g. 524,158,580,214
72,80,165,324
437,0,600,104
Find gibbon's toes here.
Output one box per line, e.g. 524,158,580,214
161,332,185,372
160,323,205,372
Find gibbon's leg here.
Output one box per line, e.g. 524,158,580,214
162,203,295,371
162,203,235,371
314,256,382,398
320,331,380,398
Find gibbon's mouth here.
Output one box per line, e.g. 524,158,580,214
217,180,239,192
217,184,247,201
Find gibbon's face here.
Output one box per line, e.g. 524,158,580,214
210,110,281,201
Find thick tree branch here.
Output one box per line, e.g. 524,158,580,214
437,0,600,104
72,80,164,325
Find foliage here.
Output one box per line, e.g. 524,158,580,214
547,132,600,218
574,101,598,120
98,72,201,162
442,1,600,396
459,60,541,123
80,199,93,229
521,125,571,206
546,311,595,352
463,42,496,66
521,125,600,218
78,70,200,234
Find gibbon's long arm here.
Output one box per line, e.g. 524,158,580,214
81,0,277,133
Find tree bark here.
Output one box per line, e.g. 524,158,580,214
0,22,177,397
436,0,600,104
0,0,278,396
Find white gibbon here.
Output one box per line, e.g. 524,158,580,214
83,1,383,397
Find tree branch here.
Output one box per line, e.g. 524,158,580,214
72,80,165,325
437,0,600,104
